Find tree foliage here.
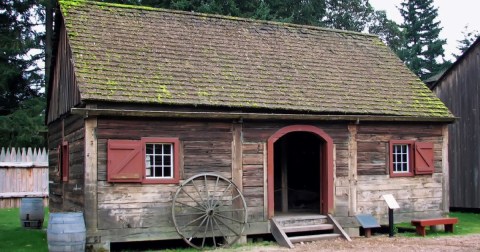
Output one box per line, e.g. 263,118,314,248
368,10,403,53
323,0,373,32
0,97,46,148
397,0,448,80
0,0,46,147
100,0,400,37
453,25,479,59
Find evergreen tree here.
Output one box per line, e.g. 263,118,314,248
1,0,44,115
0,0,46,147
453,25,479,59
0,97,46,147
264,0,325,25
368,10,403,54
398,0,447,80
323,0,374,32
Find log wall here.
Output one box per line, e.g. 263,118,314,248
94,118,237,242
340,123,446,226
81,117,447,243
48,114,85,212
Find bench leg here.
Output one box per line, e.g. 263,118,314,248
364,228,372,238
415,226,426,236
445,224,454,233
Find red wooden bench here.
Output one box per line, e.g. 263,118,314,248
411,218,458,236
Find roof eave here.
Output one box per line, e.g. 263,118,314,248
71,108,456,123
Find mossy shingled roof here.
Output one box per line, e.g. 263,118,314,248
59,0,452,118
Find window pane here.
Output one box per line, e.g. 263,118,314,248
145,143,175,179
164,155,171,165
164,145,171,154
164,166,171,177
154,156,162,166
146,144,153,154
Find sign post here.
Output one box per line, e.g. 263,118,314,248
382,194,400,237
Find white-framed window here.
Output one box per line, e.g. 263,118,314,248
389,140,414,177
392,144,410,173
145,143,174,179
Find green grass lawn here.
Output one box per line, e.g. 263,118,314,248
0,207,479,251
0,208,49,252
396,212,480,237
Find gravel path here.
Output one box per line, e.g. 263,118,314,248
229,234,480,252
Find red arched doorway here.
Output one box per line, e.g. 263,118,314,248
267,125,334,218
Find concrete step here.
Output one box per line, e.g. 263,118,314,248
289,233,341,243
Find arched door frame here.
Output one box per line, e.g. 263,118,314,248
267,125,334,218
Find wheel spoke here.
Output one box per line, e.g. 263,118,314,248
212,215,229,242
204,175,211,209
214,208,246,213
212,183,232,209
213,215,241,236
187,215,208,241
175,211,205,216
210,216,217,248
179,187,206,210
191,179,207,208
201,216,209,248
172,173,247,249
175,200,205,212
179,213,207,230
214,212,245,224
231,193,242,201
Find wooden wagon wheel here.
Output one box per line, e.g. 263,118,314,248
172,173,247,249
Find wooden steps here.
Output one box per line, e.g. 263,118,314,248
271,214,350,248
289,233,341,243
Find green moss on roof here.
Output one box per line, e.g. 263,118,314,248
59,0,453,119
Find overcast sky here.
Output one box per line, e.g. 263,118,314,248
369,0,480,61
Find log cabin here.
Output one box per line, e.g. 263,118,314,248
47,0,455,250
431,37,480,211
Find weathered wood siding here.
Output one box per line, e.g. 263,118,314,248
336,123,448,226
48,114,85,212
47,21,81,124
94,118,235,241
433,40,480,209
88,118,448,242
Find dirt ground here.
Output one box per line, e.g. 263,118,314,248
231,234,480,252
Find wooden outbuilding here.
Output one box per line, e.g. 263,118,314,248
48,0,454,250
431,37,480,211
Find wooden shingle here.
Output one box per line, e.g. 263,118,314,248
59,0,452,119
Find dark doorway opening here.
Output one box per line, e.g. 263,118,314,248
274,132,323,214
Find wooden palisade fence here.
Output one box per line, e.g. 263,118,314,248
0,147,49,208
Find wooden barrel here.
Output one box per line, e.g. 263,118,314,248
19,198,44,228
47,212,86,252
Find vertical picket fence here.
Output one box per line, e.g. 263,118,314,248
0,147,49,208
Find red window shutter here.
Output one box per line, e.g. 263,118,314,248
62,141,69,182
414,142,434,174
107,140,143,182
